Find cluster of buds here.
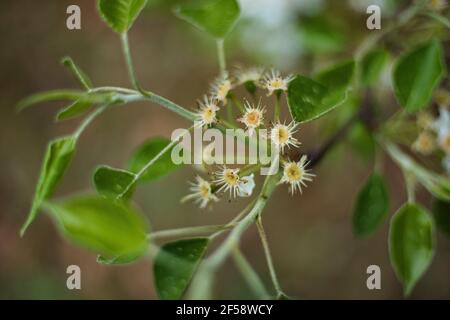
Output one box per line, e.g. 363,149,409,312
412,89,450,172
184,67,314,209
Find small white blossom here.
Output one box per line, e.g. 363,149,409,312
237,174,255,197
261,69,293,96
214,167,241,198
238,100,265,135
280,156,315,195
270,121,301,152
416,111,435,130
211,73,232,103
234,67,264,86
181,176,218,208
196,96,219,127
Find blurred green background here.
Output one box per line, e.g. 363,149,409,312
1,0,450,299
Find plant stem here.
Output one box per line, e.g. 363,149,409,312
232,247,270,299
216,39,226,74
74,104,110,139
150,224,233,240
120,33,141,91
256,215,283,296
274,94,281,122
117,127,193,199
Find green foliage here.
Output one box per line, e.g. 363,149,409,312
432,197,450,237
348,122,376,163
298,15,346,54
360,49,389,86
385,142,450,202
17,90,86,111
45,195,149,263
154,238,209,299
93,166,136,200
353,173,389,237
61,56,93,90
287,60,354,123
128,137,180,182
174,0,240,39
389,203,435,296
56,99,92,121
21,136,77,236
393,39,445,112
97,0,148,33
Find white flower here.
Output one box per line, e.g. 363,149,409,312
234,67,264,86
429,0,448,11
214,167,241,198
196,96,219,127
237,174,255,197
280,156,315,195
412,131,435,155
181,176,219,208
261,69,293,96
270,121,300,152
238,100,265,135
211,73,232,103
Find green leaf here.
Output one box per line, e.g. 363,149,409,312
389,203,435,296
128,137,180,182
61,56,93,90
353,173,389,237
93,165,136,200
154,238,208,299
21,136,77,236
56,93,117,121
287,60,354,123
97,0,148,33
348,122,376,163
45,195,149,263
17,90,85,111
384,142,450,202
432,197,450,237
393,39,445,112
360,49,389,86
298,15,345,54
56,100,92,121
174,0,240,39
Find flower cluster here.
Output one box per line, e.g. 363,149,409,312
412,89,450,172
185,67,314,209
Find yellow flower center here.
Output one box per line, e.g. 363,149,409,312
202,107,216,124
276,126,289,144
224,170,239,186
285,163,302,182
270,78,284,90
199,182,211,198
245,110,260,126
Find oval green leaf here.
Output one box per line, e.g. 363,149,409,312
128,137,180,182
174,0,240,39
360,48,389,86
432,197,450,237
154,238,209,300
389,203,435,296
45,195,149,263
93,165,136,200
353,173,389,237
21,136,77,236
287,63,354,123
97,0,148,33
393,39,444,112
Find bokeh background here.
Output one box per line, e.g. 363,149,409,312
1,0,450,299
